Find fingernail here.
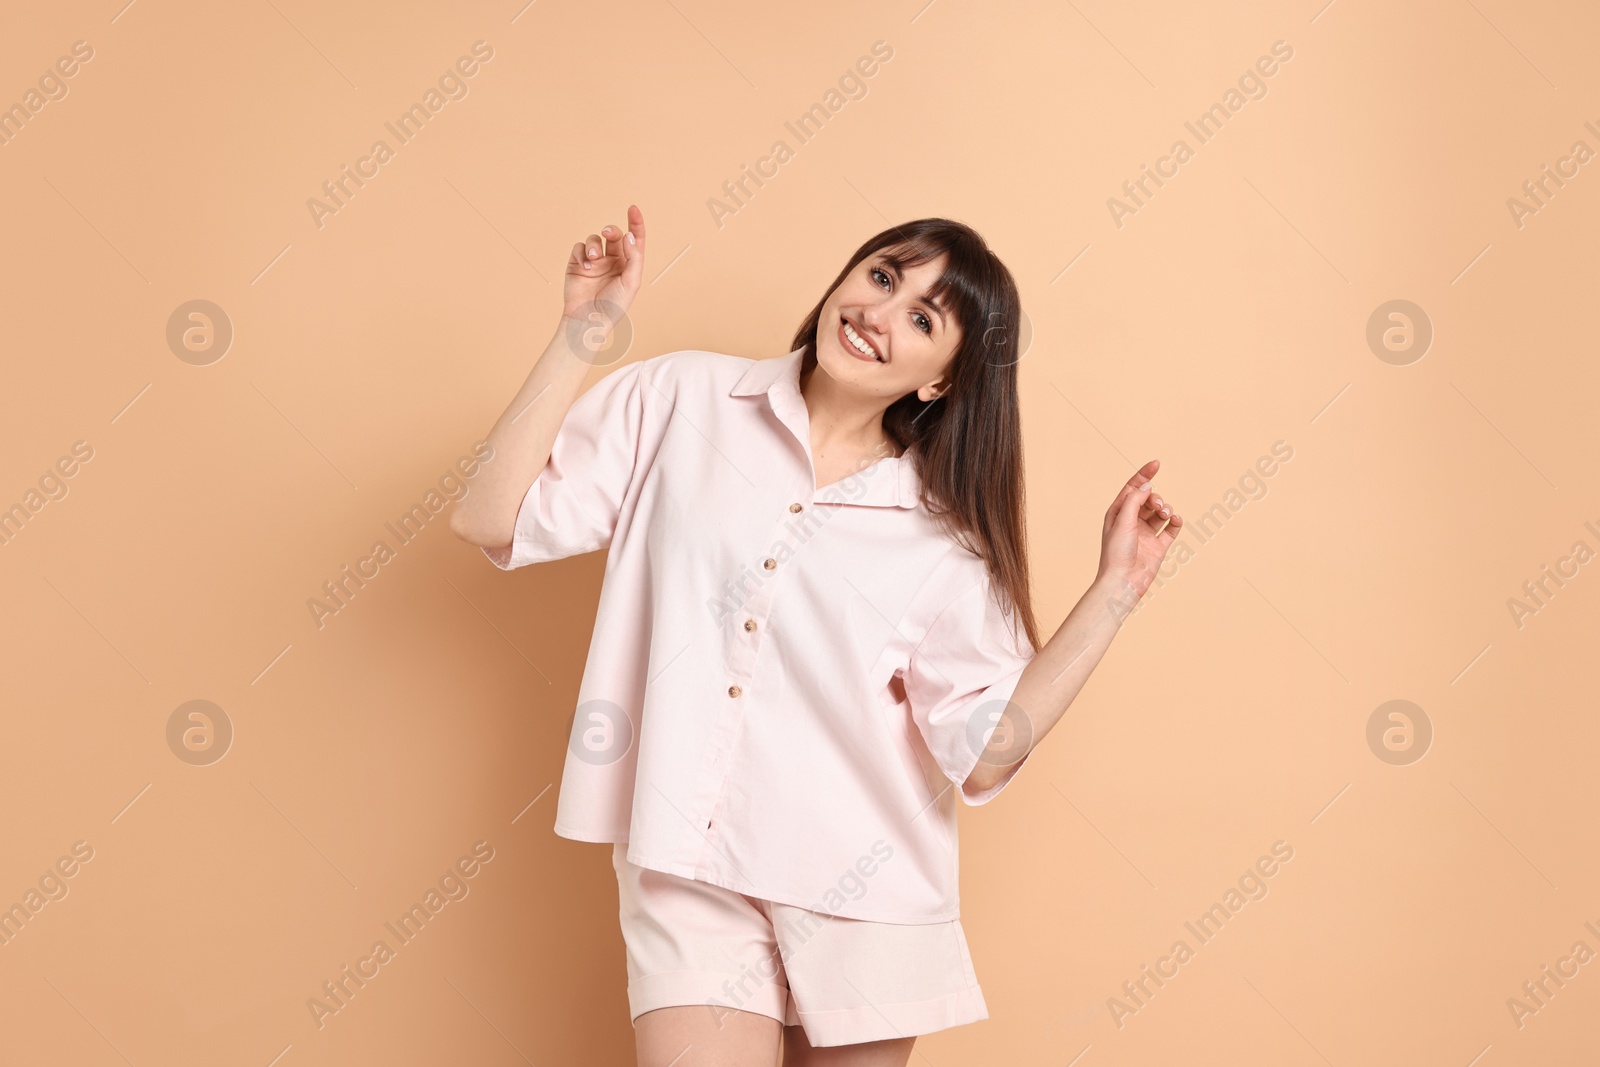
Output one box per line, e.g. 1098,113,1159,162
626,233,635,245
1138,482,1150,490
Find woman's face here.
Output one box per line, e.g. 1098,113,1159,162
815,250,962,403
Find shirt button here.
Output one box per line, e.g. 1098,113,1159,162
743,619,757,632
728,685,742,697
789,502,803,513
763,558,777,570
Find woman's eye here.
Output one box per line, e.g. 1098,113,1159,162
871,266,932,333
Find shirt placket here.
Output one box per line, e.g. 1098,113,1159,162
691,383,818,879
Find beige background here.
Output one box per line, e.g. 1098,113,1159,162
2,0,1597,1063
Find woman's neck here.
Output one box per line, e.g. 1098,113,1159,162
799,361,901,459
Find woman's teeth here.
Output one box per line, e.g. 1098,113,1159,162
842,320,883,361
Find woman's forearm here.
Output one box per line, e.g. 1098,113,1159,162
963,574,1137,794
449,317,604,549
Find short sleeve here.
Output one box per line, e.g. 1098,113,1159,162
481,358,647,570
904,572,1037,806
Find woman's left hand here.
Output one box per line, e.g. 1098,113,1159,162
1096,459,1182,601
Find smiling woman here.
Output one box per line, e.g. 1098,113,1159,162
452,206,1184,1063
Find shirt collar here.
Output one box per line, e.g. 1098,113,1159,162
729,345,803,399
731,347,921,510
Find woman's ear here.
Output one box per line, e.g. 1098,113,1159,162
917,378,950,403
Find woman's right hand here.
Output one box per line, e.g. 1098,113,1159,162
562,204,646,341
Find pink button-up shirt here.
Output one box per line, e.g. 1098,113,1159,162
483,346,1037,923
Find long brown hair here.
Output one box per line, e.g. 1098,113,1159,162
789,218,1040,653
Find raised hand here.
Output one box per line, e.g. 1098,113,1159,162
563,204,647,346
1096,459,1183,601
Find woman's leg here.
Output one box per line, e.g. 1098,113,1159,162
634,1004,782,1067
779,1023,914,1067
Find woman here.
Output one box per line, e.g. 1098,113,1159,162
451,205,1182,1066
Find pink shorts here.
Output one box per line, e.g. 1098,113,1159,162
611,843,989,1048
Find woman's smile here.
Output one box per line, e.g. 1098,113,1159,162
838,316,885,362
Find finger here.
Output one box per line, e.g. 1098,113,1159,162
584,233,603,262
569,241,589,271
1107,460,1158,511
1104,460,1160,528
600,223,634,278
1125,458,1160,485
618,204,647,291
1140,492,1172,522
1116,482,1154,532
593,230,625,275
625,203,646,250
